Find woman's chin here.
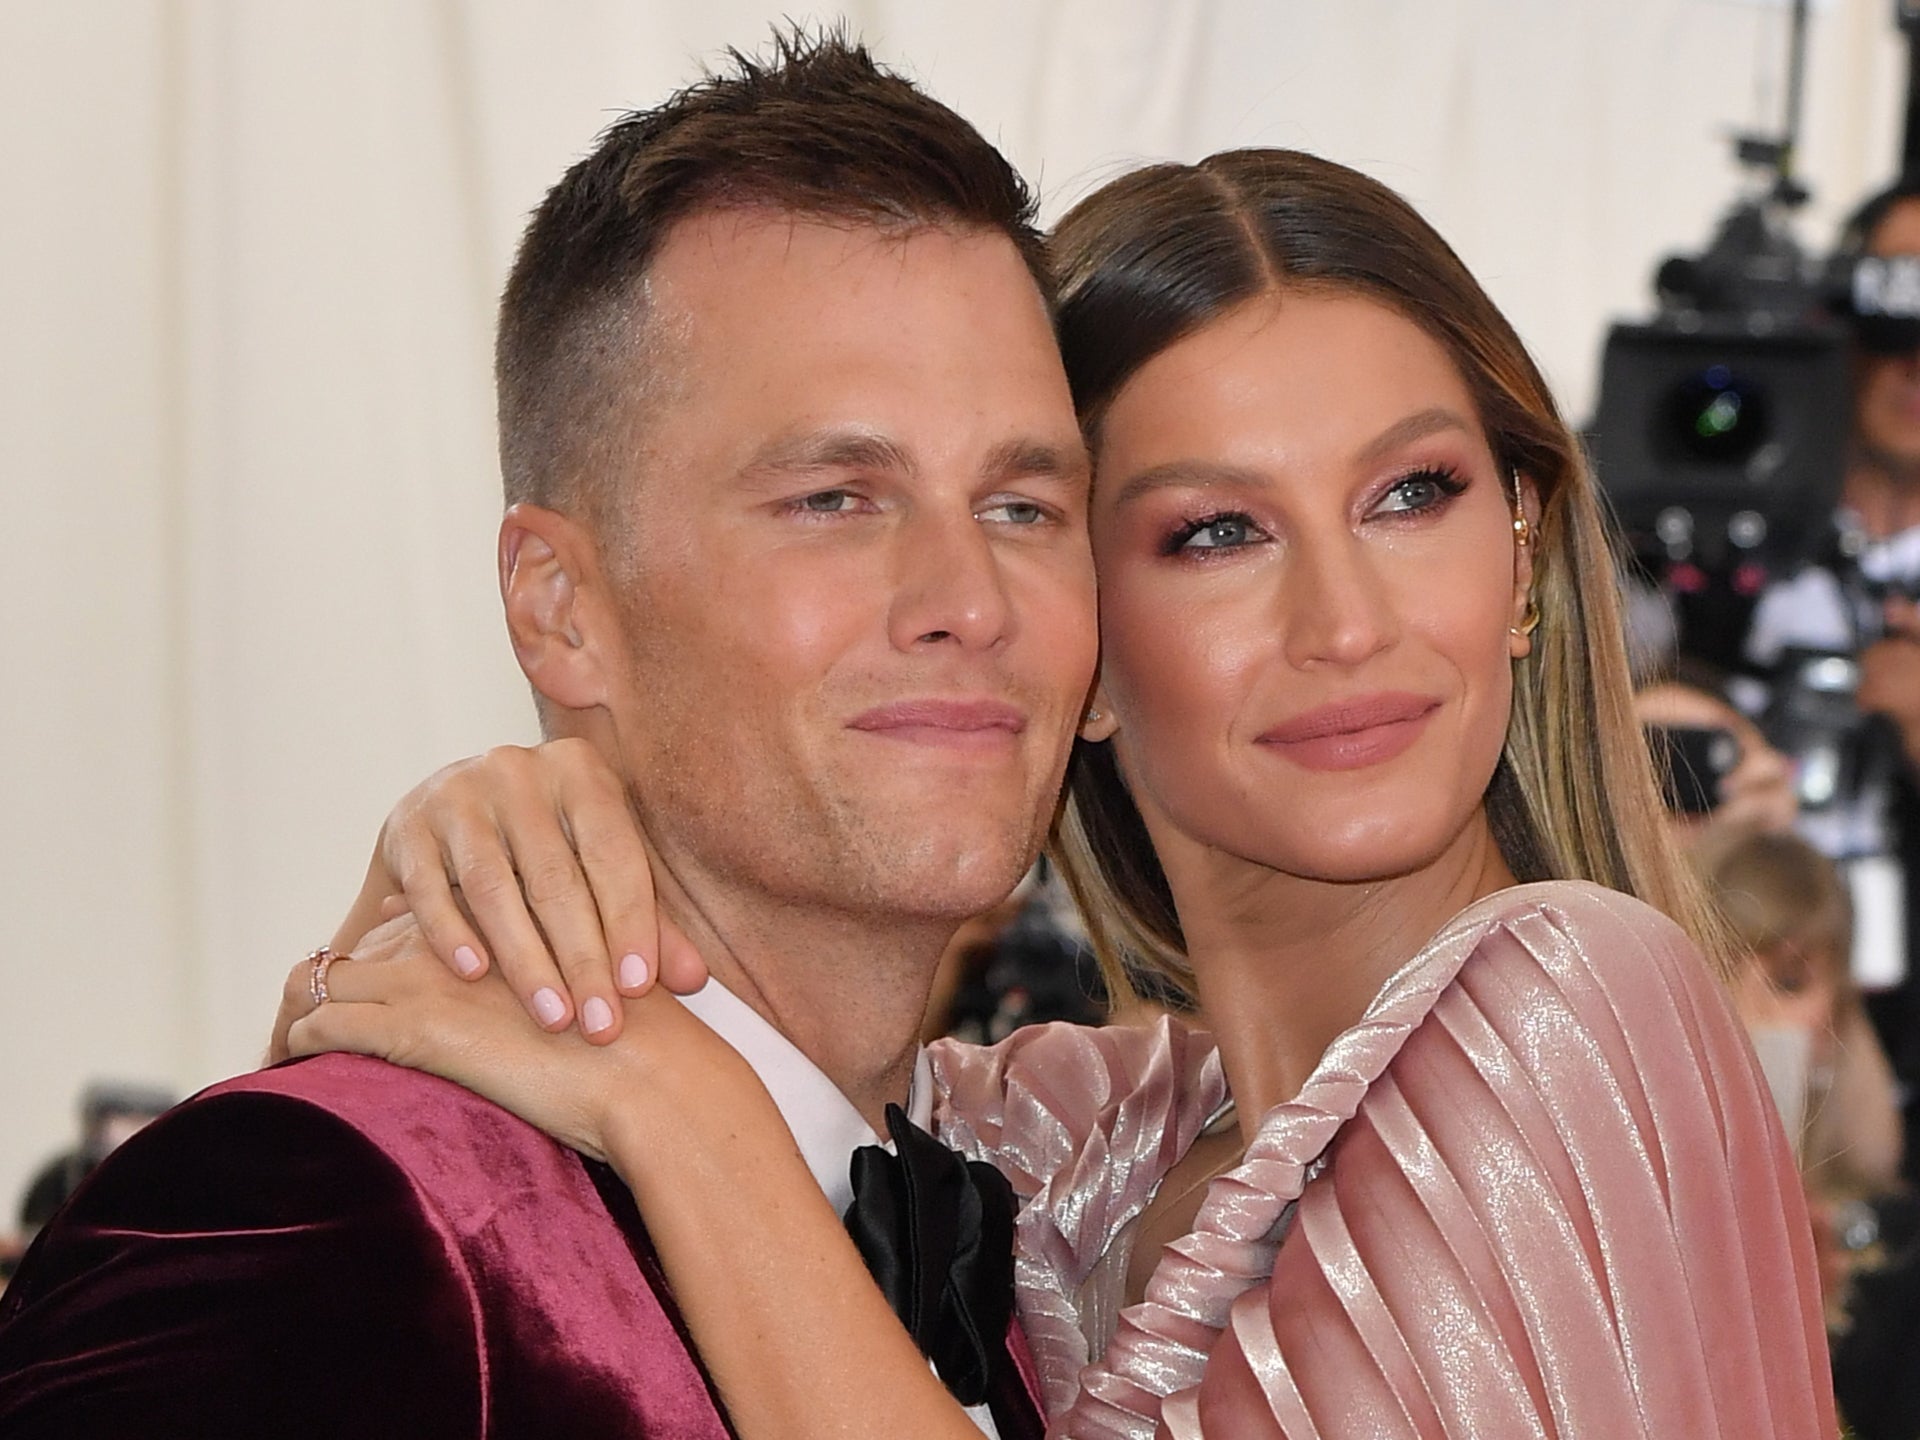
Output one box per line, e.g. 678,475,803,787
1234,811,1492,889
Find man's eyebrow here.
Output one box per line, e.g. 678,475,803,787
737,428,915,483
736,429,1091,490
982,437,1092,488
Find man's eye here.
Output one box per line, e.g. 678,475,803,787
799,490,856,513
980,499,1047,525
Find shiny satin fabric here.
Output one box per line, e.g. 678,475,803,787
0,1055,734,1439
934,881,1837,1439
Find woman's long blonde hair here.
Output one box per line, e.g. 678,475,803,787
1046,149,1733,1004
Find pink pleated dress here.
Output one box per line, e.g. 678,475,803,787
932,881,1836,1438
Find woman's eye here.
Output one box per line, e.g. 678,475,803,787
1371,467,1465,516
1173,514,1261,552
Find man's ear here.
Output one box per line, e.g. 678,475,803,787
499,503,618,713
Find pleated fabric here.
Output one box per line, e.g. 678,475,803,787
935,881,1835,1439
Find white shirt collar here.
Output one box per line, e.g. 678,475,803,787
675,977,933,1216
673,980,999,1439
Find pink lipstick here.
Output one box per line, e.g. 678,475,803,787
1257,692,1439,772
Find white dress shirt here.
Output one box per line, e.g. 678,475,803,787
677,979,1001,1437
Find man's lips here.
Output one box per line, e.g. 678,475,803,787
847,699,1028,749
1256,692,1440,772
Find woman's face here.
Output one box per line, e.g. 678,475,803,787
1088,290,1533,885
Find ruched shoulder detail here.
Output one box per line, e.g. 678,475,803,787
1047,881,1836,1439
933,1018,1227,1418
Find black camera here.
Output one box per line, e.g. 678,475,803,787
1646,722,1741,815
1590,206,1920,590
1587,2,1920,825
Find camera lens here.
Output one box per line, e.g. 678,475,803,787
1657,364,1771,463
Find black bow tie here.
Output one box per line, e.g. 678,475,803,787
843,1103,1018,1407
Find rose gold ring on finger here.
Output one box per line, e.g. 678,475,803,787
307,946,345,1008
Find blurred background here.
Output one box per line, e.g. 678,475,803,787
1,0,1912,1258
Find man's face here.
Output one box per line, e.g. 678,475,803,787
594,211,1095,926
1855,198,1920,466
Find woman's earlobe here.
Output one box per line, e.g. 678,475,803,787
1507,475,1543,657
1080,693,1121,742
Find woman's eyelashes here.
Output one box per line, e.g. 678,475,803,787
1369,465,1468,517
1163,511,1266,555
1157,466,1470,557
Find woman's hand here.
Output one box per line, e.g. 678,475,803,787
284,911,750,1165
284,917,981,1440
273,738,707,1062
1708,717,1799,837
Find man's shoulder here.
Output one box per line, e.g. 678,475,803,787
205,1052,562,1163
0,1055,735,1440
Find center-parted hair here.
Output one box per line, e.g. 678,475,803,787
1045,149,1731,1002
495,29,1049,531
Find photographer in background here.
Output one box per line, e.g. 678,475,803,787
1635,667,1901,1198
15,1082,175,1239
1635,670,1913,1437
1738,178,1920,1186
1841,186,1920,769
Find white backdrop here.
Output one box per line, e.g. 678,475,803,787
0,0,1908,1215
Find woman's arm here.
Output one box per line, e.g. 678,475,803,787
285,920,983,1440
271,739,707,1062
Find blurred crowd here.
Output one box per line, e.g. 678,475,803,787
1625,178,1920,1439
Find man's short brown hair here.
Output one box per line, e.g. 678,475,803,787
496,28,1050,531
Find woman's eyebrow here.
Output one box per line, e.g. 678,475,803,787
1109,460,1268,508
1109,409,1476,509
1353,406,1475,465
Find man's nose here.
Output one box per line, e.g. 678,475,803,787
1279,531,1397,670
887,508,1015,652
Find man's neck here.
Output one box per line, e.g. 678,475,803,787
651,860,954,1132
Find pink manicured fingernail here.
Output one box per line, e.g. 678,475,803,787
532,988,567,1026
618,953,649,990
581,997,615,1035
452,945,483,978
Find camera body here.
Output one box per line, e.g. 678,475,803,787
1646,721,1741,815
1592,316,1850,580
1591,195,1920,592
1592,181,1920,824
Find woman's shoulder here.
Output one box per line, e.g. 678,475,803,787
929,1014,1224,1197
1423,879,1732,1076
1136,881,1833,1437
1432,876,1697,973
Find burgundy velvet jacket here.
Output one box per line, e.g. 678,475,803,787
0,1053,1045,1439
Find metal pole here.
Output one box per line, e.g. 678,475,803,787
1784,0,1810,175
1904,0,1920,175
